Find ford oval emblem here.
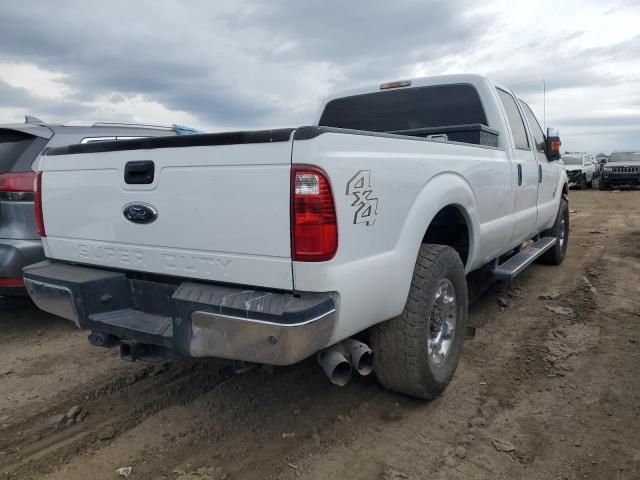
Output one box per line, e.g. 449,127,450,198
123,203,158,224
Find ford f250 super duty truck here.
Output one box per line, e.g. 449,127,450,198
24,75,569,399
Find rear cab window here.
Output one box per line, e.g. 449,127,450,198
320,84,487,133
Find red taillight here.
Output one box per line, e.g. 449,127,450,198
291,165,338,262
0,278,25,287
34,171,46,237
0,172,36,191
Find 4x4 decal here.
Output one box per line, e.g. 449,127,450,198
346,170,378,226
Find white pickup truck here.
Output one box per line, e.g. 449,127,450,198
562,153,596,188
25,75,569,399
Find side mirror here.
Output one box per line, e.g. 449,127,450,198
545,127,561,161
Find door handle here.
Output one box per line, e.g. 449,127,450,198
517,164,522,186
124,161,155,184
538,164,542,183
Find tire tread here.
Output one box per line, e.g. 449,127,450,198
371,245,467,399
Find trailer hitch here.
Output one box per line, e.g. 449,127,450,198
120,341,149,362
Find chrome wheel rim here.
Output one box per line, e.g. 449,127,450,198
559,216,566,248
428,278,457,366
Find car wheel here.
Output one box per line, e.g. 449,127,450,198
537,198,569,265
599,180,609,191
370,244,467,399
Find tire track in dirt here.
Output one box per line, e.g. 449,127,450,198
2,190,639,480
0,361,236,478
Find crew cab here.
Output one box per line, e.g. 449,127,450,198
24,75,569,399
600,151,640,189
562,153,595,188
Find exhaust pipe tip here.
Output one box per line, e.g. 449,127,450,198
317,350,352,387
343,339,374,376
353,348,374,376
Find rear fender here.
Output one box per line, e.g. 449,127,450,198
391,172,479,307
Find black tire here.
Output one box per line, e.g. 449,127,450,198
370,245,468,399
537,197,569,265
587,179,593,188
599,180,609,191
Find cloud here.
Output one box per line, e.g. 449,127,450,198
0,78,94,120
0,0,494,127
0,0,639,152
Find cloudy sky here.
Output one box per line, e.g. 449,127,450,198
1,0,639,154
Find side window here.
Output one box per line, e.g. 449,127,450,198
497,89,530,150
520,101,545,153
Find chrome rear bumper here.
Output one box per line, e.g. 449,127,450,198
24,278,79,326
190,309,335,365
23,261,337,365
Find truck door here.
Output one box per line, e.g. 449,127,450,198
496,89,538,244
520,101,560,230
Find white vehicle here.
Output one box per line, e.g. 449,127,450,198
562,153,595,188
24,75,569,399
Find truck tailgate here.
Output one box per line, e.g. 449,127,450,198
40,132,294,290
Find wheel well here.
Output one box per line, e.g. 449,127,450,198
422,205,470,266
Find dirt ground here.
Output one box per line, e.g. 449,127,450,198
1,188,639,480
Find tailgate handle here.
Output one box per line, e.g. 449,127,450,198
124,161,155,184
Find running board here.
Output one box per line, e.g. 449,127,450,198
491,237,557,281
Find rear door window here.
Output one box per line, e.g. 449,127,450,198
319,84,488,133
497,89,530,150
0,130,47,173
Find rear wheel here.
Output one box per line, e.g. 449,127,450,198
371,245,467,399
538,198,569,265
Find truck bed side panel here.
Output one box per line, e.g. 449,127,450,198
291,130,513,342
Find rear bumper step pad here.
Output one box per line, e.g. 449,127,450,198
23,261,336,365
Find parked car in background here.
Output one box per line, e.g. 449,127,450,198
0,117,195,296
597,157,608,173
594,156,606,177
589,154,602,179
24,75,568,399
562,153,595,188
600,151,640,190
596,153,609,175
